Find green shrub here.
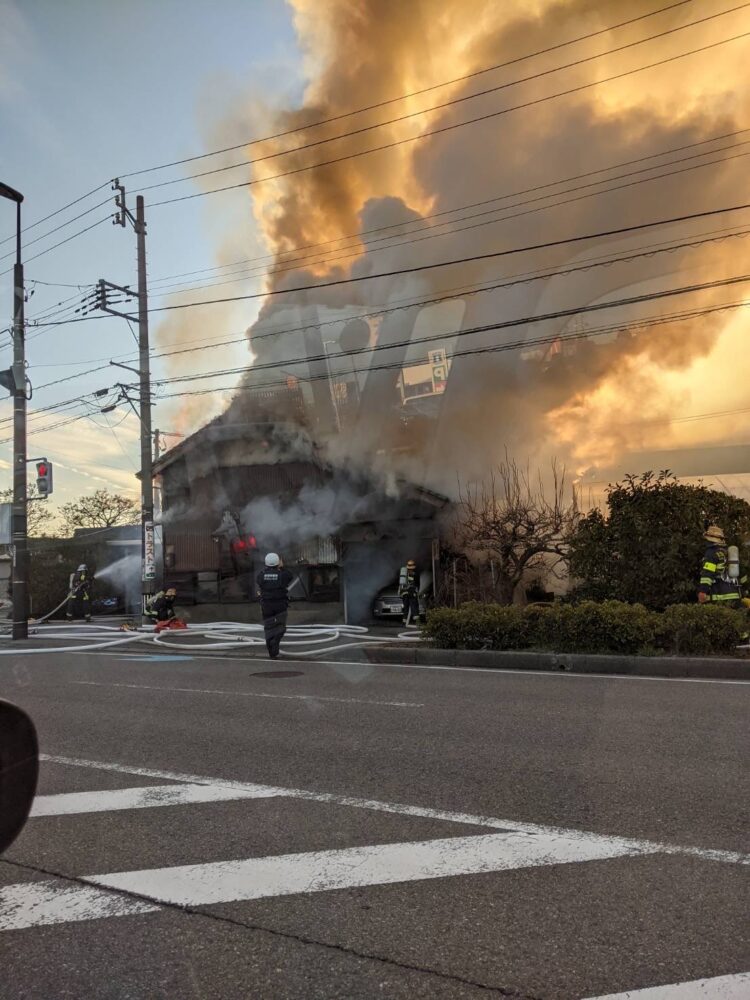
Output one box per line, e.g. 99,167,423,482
656,604,746,656
424,603,535,650
423,600,746,657
533,600,656,655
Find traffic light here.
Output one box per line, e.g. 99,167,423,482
35,461,53,497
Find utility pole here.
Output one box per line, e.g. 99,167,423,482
95,181,155,619
135,195,155,608
0,182,28,639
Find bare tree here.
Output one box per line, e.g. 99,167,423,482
59,489,138,534
0,487,56,537
452,456,579,605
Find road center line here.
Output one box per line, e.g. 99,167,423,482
38,754,750,866
70,679,422,708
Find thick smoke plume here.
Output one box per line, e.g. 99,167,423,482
165,0,750,506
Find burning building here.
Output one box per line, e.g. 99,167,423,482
153,0,750,604
154,387,447,621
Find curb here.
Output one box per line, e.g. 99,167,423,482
345,646,750,680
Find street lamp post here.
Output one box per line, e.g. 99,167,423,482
0,182,28,640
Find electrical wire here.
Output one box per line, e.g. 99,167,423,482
146,29,750,208
25,198,750,332
144,143,750,299
0,181,110,248
153,294,750,402
147,274,750,391
0,1,697,255
0,198,113,265
18,221,750,397
136,5,745,195
145,127,750,287
119,0,696,180
0,217,112,279
109,200,750,314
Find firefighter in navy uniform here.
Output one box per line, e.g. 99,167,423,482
399,558,421,626
698,525,744,607
145,587,178,623
256,553,294,658
66,564,92,622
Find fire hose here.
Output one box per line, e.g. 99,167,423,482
0,621,423,657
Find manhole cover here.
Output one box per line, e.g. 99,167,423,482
251,670,304,678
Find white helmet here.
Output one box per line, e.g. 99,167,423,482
265,552,280,567
77,564,87,572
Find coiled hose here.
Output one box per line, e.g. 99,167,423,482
0,620,422,657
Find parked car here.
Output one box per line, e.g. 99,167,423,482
372,577,431,621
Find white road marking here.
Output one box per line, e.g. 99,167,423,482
0,881,158,931
87,831,654,907
307,659,750,686
71,679,422,708
78,649,750,683
38,754,750,866
582,971,750,998
30,782,280,817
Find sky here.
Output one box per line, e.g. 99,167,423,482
0,0,303,505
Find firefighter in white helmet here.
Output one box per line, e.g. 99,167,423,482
256,553,294,658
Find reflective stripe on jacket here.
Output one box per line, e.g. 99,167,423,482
698,543,742,602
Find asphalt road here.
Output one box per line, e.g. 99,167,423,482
0,646,748,999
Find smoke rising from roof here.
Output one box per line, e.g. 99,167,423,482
163,0,750,494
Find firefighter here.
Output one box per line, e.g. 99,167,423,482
146,587,178,622
66,564,92,622
399,558,421,625
256,553,294,659
698,525,743,607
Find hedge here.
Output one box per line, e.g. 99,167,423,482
422,600,747,657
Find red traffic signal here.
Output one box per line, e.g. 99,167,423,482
35,461,53,497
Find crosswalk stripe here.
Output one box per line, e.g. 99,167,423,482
0,882,158,931
85,831,654,908
30,782,280,817
38,754,750,866
582,970,750,998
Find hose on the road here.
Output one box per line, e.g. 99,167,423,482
0,621,422,657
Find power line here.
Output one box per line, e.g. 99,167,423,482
0,2,698,255
25,201,750,337
153,296,750,401
145,143,750,300
0,181,110,249
0,197,112,265
146,29,750,209
110,201,750,314
0,217,112,279
119,0,696,181
136,5,741,195
148,274,750,390
20,222,750,396
145,126,750,289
